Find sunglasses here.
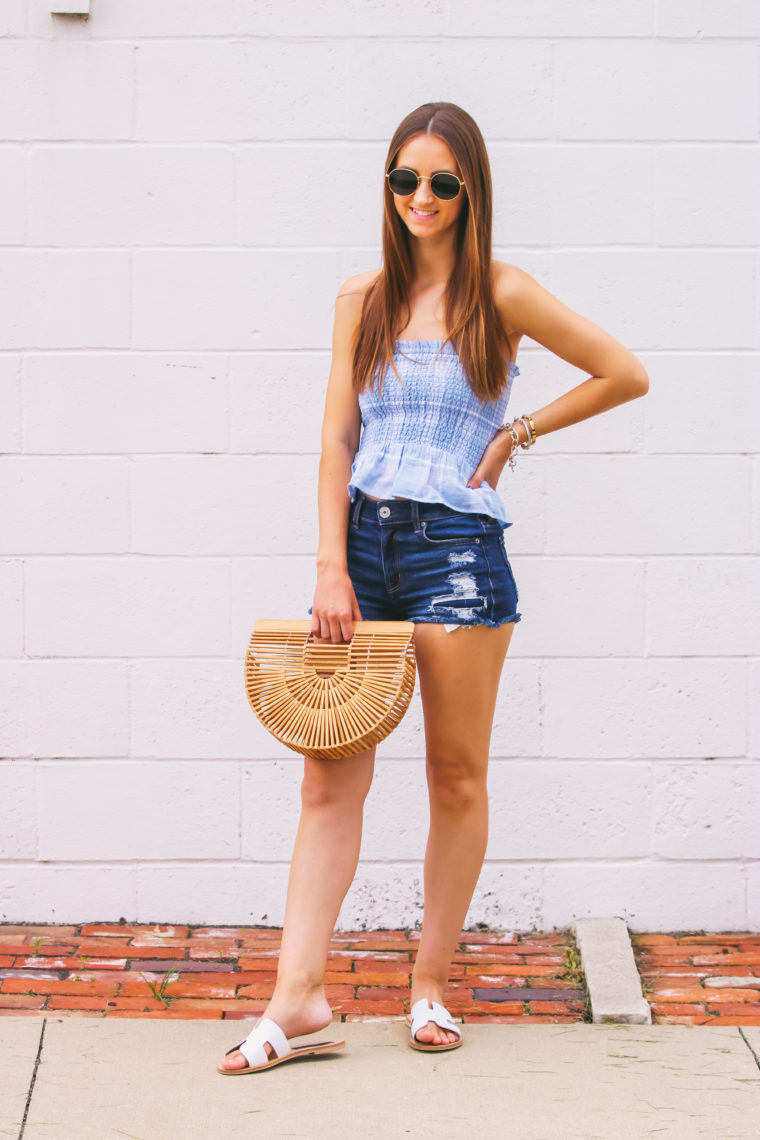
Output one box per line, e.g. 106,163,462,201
386,167,466,201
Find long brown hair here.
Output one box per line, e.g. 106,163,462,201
351,102,511,403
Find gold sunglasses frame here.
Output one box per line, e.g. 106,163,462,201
385,168,466,200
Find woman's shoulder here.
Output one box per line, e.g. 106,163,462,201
491,260,532,340
337,268,383,300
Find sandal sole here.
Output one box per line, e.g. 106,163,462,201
217,1038,345,1076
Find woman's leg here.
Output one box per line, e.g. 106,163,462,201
410,621,515,1045
219,746,375,1069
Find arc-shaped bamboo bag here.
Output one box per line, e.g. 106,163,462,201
244,620,417,759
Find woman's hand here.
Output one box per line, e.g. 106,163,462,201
311,567,363,644
466,429,514,491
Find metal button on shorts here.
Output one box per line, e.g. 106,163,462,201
330,489,523,629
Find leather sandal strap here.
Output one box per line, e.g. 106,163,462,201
237,1017,292,1068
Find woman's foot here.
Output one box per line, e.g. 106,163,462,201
409,987,460,1047
218,989,333,1071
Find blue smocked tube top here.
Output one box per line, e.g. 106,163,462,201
348,339,520,527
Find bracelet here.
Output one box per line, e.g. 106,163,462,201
520,415,537,446
496,414,538,471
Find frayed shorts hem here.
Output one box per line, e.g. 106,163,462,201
408,612,522,629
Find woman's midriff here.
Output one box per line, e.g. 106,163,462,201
361,491,410,501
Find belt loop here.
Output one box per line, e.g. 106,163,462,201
411,499,421,532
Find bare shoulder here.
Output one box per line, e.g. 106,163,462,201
337,268,382,303
491,260,531,333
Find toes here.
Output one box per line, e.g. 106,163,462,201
221,1041,276,1069
416,1019,457,1046
221,1049,247,1069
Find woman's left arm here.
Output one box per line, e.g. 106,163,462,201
467,265,649,489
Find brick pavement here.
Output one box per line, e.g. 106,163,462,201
2,925,757,1025
631,932,760,1026
0,924,586,1023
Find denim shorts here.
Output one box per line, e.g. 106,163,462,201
309,489,522,629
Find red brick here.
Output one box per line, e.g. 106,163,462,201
80,925,190,938
448,999,523,1015
653,987,758,1003
630,934,677,945
190,927,271,939
0,957,14,967
706,1001,760,1015
0,994,48,1009
3,945,75,959
346,973,409,988
188,947,242,961
151,998,260,1012
649,1002,708,1016
14,957,128,971
237,983,276,999
0,925,79,938
527,1001,584,1014
339,941,412,952
355,987,411,1002
464,963,561,978
237,957,280,970
2,978,120,997
679,935,760,944
47,996,115,1011
322,957,353,972
693,953,760,966
332,1000,404,1016
324,984,355,999
119,979,236,999
343,957,411,972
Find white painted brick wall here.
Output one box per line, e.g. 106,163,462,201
0,2,758,933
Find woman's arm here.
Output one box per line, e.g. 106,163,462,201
496,263,649,446
312,277,366,643
467,264,649,491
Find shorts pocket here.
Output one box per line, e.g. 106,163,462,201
419,514,484,545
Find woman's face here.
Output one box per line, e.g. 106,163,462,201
389,132,466,238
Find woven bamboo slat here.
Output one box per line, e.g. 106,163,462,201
244,620,417,759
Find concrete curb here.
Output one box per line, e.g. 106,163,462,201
573,916,651,1024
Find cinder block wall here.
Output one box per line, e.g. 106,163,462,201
1,1,758,932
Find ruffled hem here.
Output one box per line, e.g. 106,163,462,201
348,442,514,527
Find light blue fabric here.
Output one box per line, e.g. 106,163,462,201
348,339,520,527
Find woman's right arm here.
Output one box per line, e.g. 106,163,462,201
311,278,368,645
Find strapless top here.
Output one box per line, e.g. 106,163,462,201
347,338,520,527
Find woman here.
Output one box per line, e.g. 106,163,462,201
218,101,648,1074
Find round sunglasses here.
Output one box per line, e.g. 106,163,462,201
386,167,466,202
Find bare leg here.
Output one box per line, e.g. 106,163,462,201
409,621,514,1045
219,747,375,1069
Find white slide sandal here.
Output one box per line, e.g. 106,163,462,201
217,1016,346,1075
408,999,463,1052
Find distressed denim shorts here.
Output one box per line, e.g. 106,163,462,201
309,488,522,630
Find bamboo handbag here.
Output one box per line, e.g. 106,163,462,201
244,620,417,759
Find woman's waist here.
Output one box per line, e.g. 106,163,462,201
353,434,488,470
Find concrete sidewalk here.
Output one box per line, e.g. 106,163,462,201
5,1017,760,1139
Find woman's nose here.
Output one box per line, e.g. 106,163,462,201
411,179,436,207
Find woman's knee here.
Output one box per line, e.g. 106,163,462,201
426,754,487,813
300,750,375,811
